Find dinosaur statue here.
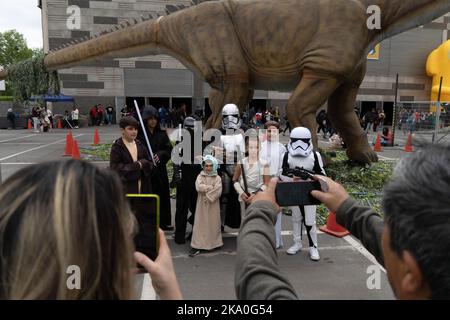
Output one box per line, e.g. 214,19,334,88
1,0,449,163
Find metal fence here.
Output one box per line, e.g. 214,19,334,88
392,101,450,145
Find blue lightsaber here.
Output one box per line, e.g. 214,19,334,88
134,100,157,166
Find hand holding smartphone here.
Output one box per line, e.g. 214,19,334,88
127,194,160,272
275,176,329,206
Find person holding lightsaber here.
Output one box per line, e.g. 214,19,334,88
136,102,174,231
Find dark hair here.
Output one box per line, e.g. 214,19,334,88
382,143,450,299
264,121,280,129
0,160,134,299
119,116,139,129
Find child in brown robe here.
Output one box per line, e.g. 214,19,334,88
189,155,222,257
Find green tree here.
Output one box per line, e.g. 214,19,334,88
0,31,46,99
0,30,33,96
0,30,33,69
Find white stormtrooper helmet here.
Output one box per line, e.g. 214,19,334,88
288,127,313,157
221,103,241,130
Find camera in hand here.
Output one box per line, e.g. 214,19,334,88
276,167,326,206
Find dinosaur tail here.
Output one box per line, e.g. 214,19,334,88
44,18,164,71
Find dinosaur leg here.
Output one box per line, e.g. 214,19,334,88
206,82,250,128
328,84,378,163
287,71,340,150
327,67,378,163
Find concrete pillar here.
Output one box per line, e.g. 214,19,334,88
193,74,205,112
41,0,50,53
115,96,125,123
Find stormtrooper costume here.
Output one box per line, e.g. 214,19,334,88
280,127,326,261
217,104,245,229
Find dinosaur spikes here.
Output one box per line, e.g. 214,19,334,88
140,15,146,22
132,18,138,25
114,25,120,30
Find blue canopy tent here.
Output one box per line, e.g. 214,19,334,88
29,94,75,102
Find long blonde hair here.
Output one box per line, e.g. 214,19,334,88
0,160,135,299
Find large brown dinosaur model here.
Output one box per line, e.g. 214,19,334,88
1,0,449,163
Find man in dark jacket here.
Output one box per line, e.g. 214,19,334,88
364,108,377,133
172,116,204,244
235,143,450,300
174,103,187,127
138,105,174,231
316,109,327,138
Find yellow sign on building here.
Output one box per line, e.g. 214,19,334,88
367,44,380,60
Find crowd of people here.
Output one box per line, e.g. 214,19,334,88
30,105,54,132
397,108,445,134
120,103,203,129
109,104,328,262
89,104,115,126
1,102,449,300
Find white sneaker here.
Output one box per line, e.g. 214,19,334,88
286,242,302,255
309,246,320,261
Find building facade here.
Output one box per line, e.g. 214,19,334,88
39,0,450,120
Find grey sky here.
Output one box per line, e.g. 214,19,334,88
0,0,43,49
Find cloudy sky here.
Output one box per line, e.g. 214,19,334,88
0,0,43,49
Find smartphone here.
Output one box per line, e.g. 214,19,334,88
275,180,323,206
126,194,160,271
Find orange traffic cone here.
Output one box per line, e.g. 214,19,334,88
62,132,73,157
93,128,100,146
404,134,413,152
373,133,382,152
28,119,32,130
319,211,350,238
57,118,62,129
72,139,81,160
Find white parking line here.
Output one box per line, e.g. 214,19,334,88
1,143,43,145
0,134,84,162
140,274,156,300
0,163,37,165
378,155,399,161
343,235,386,273
0,134,37,143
